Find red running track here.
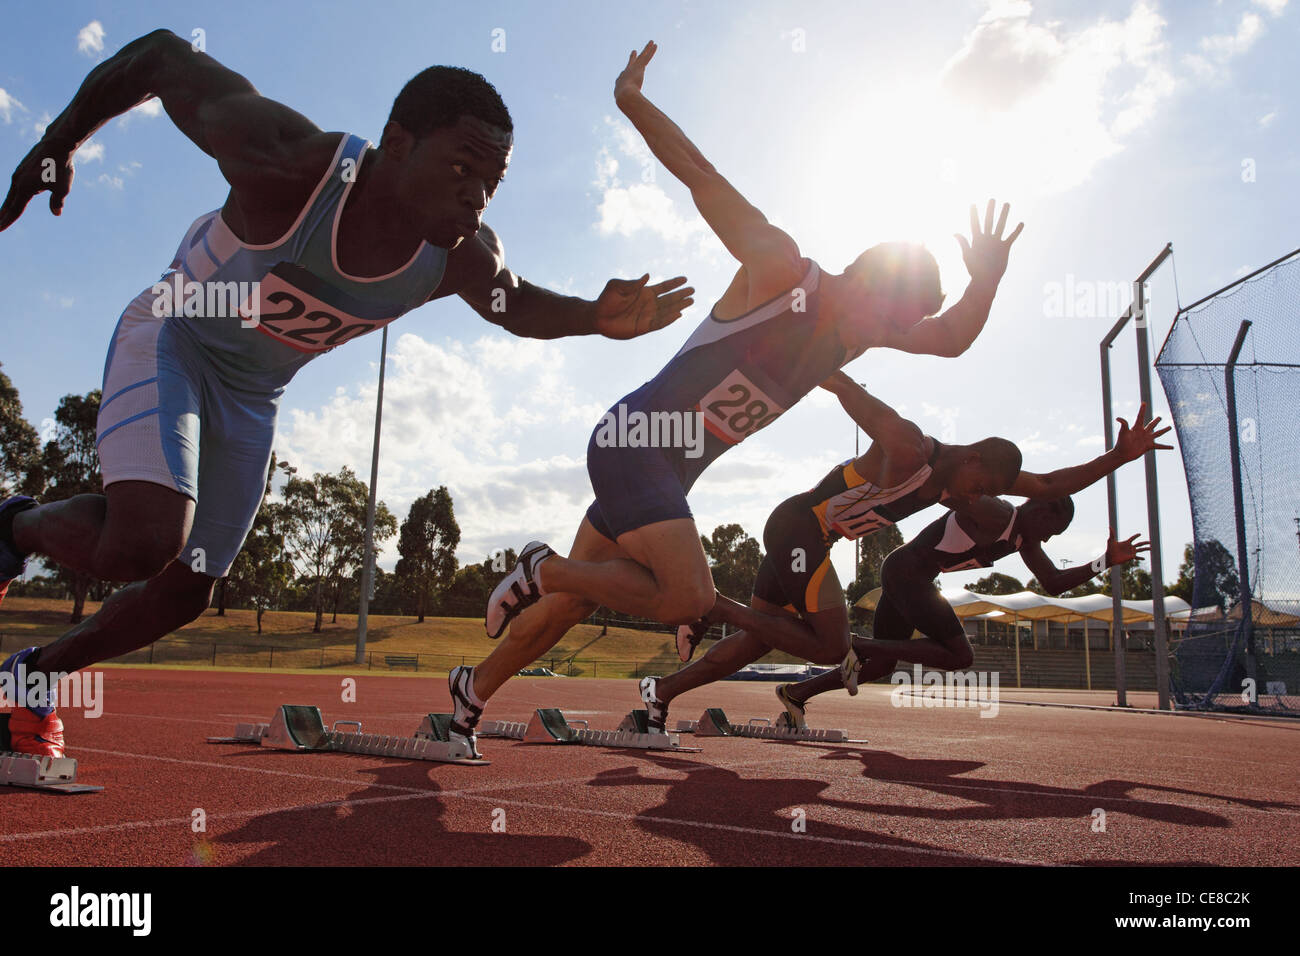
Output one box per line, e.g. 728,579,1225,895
3,667,1297,867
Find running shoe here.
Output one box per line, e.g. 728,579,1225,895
447,665,485,759
638,676,669,733
0,646,63,758
675,617,708,663
839,640,862,697
4,708,65,758
775,683,807,731
485,541,555,638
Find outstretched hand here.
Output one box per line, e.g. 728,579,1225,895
615,41,657,105
593,273,694,339
1114,403,1174,462
1107,532,1151,567
0,136,77,231
955,199,1023,287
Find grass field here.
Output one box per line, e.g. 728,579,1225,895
0,596,804,678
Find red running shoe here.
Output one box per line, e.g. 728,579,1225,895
4,706,65,758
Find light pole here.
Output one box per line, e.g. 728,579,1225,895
852,381,867,585
355,326,388,666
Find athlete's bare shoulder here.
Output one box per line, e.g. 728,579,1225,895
220,131,348,244
713,254,808,321
434,222,503,301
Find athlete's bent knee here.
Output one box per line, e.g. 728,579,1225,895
657,587,715,626
157,562,216,623
553,592,598,626
100,529,188,582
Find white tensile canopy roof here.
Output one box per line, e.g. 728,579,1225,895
855,587,1192,623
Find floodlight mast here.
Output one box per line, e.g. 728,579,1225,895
356,326,389,666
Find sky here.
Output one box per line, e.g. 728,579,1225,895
1,0,1297,595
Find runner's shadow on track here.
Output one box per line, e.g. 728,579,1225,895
207,758,590,866
584,759,1013,865
820,748,1300,828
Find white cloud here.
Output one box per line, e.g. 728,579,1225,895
1252,0,1288,17
1258,111,1277,128
73,141,104,165
1075,434,1105,448
97,173,124,190
118,98,163,128
935,1,1176,196
33,111,52,136
1016,433,1059,458
592,117,726,259
0,88,26,124
77,21,106,57
274,333,608,566
1184,9,1274,79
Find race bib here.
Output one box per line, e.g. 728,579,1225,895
241,272,388,354
698,369,787,445
831,508,894,540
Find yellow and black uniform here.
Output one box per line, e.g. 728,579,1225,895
751,443,943,614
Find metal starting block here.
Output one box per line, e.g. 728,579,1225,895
0,750,103,794
208,705,489,766
479,718,529,738
675,707,864,743
481,708,699,751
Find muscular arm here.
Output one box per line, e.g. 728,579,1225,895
878,201,1023,358
881,276,998,358
1011,448,1130,500
453,223,691,339
1019,542,1103,597
614,44,802,279
820,372,928,463
3,29,324,228
455,226,596,337
1010,405,1172,499
1020,532,1147,597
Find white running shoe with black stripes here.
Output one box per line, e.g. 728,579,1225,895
448,665,485,759
485,541,555,639
639,676,669,733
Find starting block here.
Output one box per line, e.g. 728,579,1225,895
481,708,699,752
479,718,529,738
0,750,102,794
675,707,864,743
208,705,489,766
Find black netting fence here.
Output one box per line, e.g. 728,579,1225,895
1155,248,1300,714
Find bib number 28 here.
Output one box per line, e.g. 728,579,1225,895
699,370,786,445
